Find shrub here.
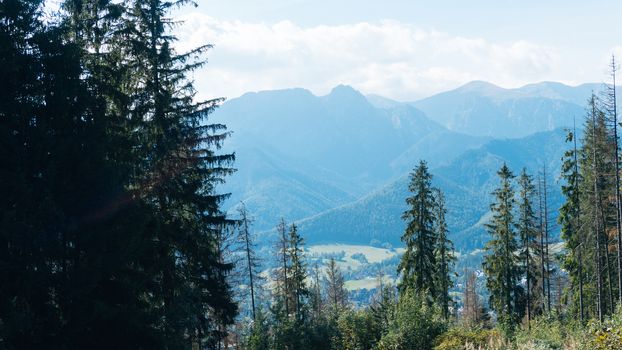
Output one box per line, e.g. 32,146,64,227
434,327,503,350
374,291,446,350
334,309,380,350
585,307,622,350
513,316,584,350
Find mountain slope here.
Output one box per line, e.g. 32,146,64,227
293,129,568,251
410,81,602,138
213,85,486,230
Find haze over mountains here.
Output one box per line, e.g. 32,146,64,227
217,85,486,229
213,80,606,252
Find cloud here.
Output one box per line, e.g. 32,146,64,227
175,13,560,101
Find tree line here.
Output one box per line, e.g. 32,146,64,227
477,56,622,334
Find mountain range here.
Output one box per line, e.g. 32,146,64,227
216,85,486,230
212,80,608,252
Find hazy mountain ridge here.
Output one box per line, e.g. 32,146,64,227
214,81,588,248
215,85,487,230
410,81,594,138
367,81,612,139
294,129,568,251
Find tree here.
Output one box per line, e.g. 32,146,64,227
482,163,523,327
463,270,484,327
375,291,446,350
560,125,586,321
325,258,348,311
398,160,437,299
538,166,553,314
585,94,609,321
1,0,237,346
602,55,622,305
274,218,291,317
517,168,540,323
433,189,456,320
245,308,272,350
238,202,262,321
120,0,238,346
334,310,381,350
288,223,309,322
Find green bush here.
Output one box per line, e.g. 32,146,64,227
434,327,501,350
586,307,622,350
513,317,583,350
334,309,380,350
374,291,446,350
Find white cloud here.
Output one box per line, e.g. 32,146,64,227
175,13,562,101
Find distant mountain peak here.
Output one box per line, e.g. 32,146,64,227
455,80,504,94
322,84,370,108
330,84,359,93
326,84,366,99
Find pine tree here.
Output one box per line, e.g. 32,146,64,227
602,55,622,306
482,163,523,327
559,126,586,321
246,308,272,350
537,167,554,314
398,160,437,299
238,202,262,321
120,0,238,345
309,262,324,320
288,224,309,322
542,167,553,313
274,218,291,316
0,1,68,345
325,258,348,311
433,189,456,320
574,93,620,320
517,168,540,324
463,269,484,327
586,93,611,320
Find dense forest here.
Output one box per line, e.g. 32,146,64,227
1,1,622,350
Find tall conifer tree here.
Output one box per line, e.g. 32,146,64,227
517,168,540,323
559,127,586,321
398,160,437,299
433,189,455,320
483,164,523,326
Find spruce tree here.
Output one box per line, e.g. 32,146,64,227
560,126,586,321
517,168,540,323
602,55,622,305
482,164,523,327
325,257,348,311
398,160,437,300
581,93,613,320
433,189,455,320
238,202,261,321
288,224,309,322
120,0,238,345
274,218,291,316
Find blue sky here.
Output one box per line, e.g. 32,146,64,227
173,1,622,100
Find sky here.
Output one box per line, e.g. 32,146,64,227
157,1,622,101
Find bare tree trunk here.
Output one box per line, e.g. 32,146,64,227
239,204,256,320
538,177,547,313
543,166,552,313
609,55,622,305
574,117,585,322
277,218,290,316
592,100,605,322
